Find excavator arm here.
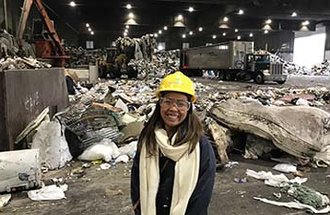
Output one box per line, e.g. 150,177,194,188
17,0,67,66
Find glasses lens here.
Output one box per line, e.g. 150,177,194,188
160,97,190,110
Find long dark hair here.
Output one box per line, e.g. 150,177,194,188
137,94,203,156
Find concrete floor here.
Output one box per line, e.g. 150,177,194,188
2,75,330,215
2,154,330,215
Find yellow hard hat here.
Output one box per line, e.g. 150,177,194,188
156,71,196,103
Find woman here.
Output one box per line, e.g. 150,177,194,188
131,71,216,215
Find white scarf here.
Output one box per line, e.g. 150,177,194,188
139,128,200,215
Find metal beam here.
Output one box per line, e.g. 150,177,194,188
17,0,33,47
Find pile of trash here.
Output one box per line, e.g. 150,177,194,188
0,56,52,70
128,49,180,78
13,75,330,171
2,73,330,213
0,30,51,70
115,34,157,61
270,52,330,76
64,46,106,68
196,84,330,110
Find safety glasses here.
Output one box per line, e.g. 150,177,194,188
160,97,191,110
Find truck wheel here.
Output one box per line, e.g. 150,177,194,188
277,80,286,85
255,73,264,84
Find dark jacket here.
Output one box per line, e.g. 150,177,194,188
131,136,216,215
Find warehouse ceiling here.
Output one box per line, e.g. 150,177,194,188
42,0,330,38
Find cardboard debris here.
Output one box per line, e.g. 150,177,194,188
92,102,122,112
120,121,144,142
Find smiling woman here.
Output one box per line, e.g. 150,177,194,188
131,71,216,215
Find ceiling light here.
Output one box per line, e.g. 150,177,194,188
124,32,127,37
198,27,203,32
237,36,241,40
291,12,297,17
125,29,128,33
125,25,129,29
164,26,168,30
222,32,226,36
262,24,272,30
154,33,158,38
189,31,193,35
302,20,310,26
219,24,229,29
264,30,269,34
128,13,135,19
223,17,229,22
249,33,253,37
158,30,162,34
88,27,92,32
212,35,217,39
69,1,76,7
238,9,244,15
174,16,185,27
235,29,238,32
91,31,94,35
299,26,310,32
182,34,186,38
126,4,132,9
126,19,137,25
188,7,194,13
86,23,90,28
265,19,272,24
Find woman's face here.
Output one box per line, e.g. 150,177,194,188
159,92,191,132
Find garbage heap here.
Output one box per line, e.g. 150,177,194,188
0,31,51,70
4,77,330,213
115,34,180,79
196,84,330,169
23,77,330,170
64,46,106,68
269,52,330,76
128,49,180,78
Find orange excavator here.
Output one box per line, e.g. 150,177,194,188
17,0,69,67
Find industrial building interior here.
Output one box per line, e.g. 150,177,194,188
1,0,330,214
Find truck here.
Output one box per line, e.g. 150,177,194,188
180,41,287,84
